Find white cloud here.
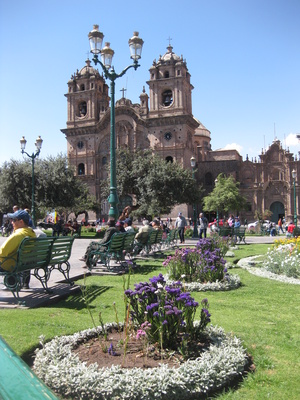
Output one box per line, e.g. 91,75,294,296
285,133,300,147
222,143,243,153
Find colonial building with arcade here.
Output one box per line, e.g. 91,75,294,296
61,44,299,224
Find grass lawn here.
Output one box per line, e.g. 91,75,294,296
1,243,299,399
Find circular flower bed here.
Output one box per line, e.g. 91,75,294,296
162,237,241,293
33,322,249,400
237,256,300,285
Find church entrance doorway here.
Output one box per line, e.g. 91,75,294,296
270,201,285,223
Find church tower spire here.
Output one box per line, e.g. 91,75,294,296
147,45,193,118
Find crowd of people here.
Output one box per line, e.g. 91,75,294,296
1,203,298,288
80,209,172,266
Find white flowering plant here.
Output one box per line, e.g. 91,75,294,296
263,237,300,278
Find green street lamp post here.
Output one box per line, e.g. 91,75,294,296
292,169,297,227
20,135,43,227
215,178,219,227
88,25,143,219
190,156,198,238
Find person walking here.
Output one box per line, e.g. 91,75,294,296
278,218,284,234
198,213,208,238
234,217,241,228
175,212,187,243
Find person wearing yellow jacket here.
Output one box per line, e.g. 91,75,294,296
0,209,36,288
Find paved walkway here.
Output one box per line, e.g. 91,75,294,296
0,234,278,309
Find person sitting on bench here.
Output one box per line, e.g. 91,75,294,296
0,209,36,288
79,218,119,267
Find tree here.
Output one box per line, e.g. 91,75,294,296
0,159,32,212
101,149,203,218
254,209,273,222
202,174,247,216
0,154,99,220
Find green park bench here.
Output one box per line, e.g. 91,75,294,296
123,231,137,261
162,228,178,249
0,335,59,400
218,226,246,244
233,227,246,243
144,229,164,254
87,232,136,270
0,236,75,305
218,226,233,237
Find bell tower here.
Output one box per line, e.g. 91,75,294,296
146,45,198,170
147,45,193,118
65,59,109,128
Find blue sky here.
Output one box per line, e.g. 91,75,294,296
1,0,299,165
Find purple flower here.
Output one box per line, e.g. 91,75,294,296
136,329,146,340
108,343,116,356
166,310,174,315
149,274,165,285
202,308,211,322
146,302,159,311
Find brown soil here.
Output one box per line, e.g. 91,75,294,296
73,328,210,369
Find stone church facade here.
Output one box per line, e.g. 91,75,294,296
61,45,299,224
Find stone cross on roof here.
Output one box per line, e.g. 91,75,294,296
120,87,127,98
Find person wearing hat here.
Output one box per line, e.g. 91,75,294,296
0,209,36,288
151,219,161,230
124,218,135,233
175,212,187,243
79,218,118,266
116,220,126,232
234,217,241,228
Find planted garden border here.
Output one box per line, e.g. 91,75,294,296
33,322,249,400
165,273,241,292
237,256,300,285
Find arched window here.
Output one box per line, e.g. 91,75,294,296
205,172,213,186
164,71,169,78
78,101,87,116
80,84,85,91
102,156,107,165
162,90,173,107
166,156,173,163
78,163,85,175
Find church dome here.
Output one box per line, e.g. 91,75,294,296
156,45,182,65
78,59,99,76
